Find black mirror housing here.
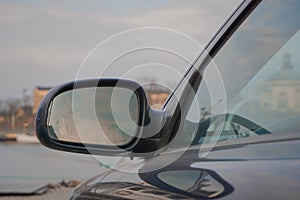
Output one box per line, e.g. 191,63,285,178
35,78,165,157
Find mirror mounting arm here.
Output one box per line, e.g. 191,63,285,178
132,108,166,156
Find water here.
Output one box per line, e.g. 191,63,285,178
0,143,107,190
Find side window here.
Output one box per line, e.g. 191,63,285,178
171,0,300,148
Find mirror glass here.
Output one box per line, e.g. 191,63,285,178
47,87,139,146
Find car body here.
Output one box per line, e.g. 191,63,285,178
35,0,300,199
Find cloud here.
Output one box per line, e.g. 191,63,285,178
0,44,87,68
0,0,240,99
0,4,35,23
0,1,240,42
123,2,234,41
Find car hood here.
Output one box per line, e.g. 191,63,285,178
71,139,300,200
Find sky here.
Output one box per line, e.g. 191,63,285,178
0,0,240,101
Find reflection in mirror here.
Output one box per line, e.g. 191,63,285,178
48,87,139,146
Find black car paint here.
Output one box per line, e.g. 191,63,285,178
71,139,300,199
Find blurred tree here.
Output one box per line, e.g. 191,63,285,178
22,89,32,107
7,98,20,129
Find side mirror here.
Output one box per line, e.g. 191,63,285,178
35,79,164,156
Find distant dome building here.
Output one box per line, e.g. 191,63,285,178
264,53,300,112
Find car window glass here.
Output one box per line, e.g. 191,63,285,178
170,0,300,148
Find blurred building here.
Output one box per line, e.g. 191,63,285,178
32,86,52,115
144,83,170,109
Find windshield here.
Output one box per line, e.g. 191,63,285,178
170,0,300,149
